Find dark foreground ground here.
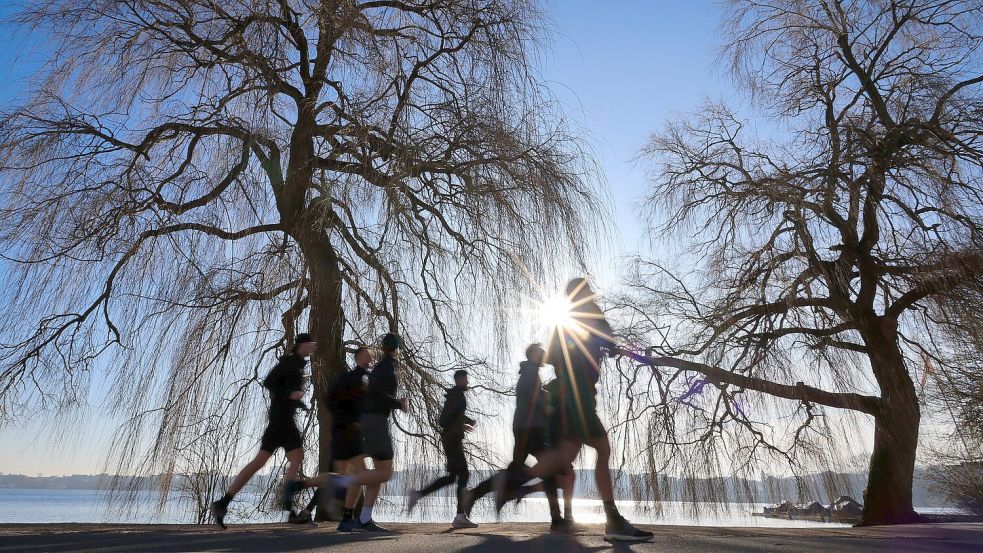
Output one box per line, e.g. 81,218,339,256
1,522,982,553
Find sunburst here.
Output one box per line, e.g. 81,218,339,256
537,294,576,331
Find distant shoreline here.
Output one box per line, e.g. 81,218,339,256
0,469,955,508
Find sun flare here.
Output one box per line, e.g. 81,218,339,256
538,294,575,330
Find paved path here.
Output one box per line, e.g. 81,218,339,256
2,522,982,552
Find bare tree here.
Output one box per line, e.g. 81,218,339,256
0,0,599,519
622,0,983,525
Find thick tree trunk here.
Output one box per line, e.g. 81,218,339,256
861,398,921,525
296,238,346,521
859,321,922,526
281,99,347,520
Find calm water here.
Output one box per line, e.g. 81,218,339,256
0,488,851,527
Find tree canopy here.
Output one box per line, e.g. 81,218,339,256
0,0,600,514
620,0,983,525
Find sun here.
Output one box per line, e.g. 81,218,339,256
538,294,575,330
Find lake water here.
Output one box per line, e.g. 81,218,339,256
0,488,854,527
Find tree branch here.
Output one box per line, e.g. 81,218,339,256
636,354,881,415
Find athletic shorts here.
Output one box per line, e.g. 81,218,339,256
260,421,303,453
359,413,394,461
441,434,468,474
554,378,606,442
332,424,365,462
556,407,606,442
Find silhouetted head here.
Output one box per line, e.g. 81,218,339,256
454,369,469,390
525,343,545,366
293,332,317,356
380,333,402,354
353,346,372,368
566,277,593,302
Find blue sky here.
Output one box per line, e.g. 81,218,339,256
0,0,728,476
540,1,726,280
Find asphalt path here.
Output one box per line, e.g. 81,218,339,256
2,522,982,552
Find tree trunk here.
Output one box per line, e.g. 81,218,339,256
282,99,346,520
274,100,346,520
861,399,921,525
859,321,922,526
301,240,346,521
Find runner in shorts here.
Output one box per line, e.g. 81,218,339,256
209,333,317,529
497,279,654,542
300,333,406,533
297,346,373,528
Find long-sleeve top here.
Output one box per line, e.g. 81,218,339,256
363,355,402,417
438,385,476,440
513,361,549,430
547,299,617,390
262,352,307,425
327,365,368,428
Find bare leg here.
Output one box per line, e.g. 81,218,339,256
344,457,366,509
285,448,304,483
415,474,457,499
522,440,580,479
360,459,392,508
298,459,350,517
211,449,273,528
226,450,273,497
562,464,575,518
584,436,613,502
305,456,394,489
280,448,306,511
363,481,381,510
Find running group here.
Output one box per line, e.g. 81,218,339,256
209,278,655,543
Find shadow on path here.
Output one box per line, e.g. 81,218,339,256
0,526,394,553
2,522,982,553
454,532,644,553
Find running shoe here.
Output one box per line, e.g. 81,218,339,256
603,516,654,542
210,500,228,530
357,519,393,533
287,510,313,524
562,516,587,533
337,517,362,532
549,518,576,534
451,514,478,529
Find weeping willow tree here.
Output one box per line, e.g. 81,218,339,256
925,286,983,516
616,0,983,526
0,0,599,520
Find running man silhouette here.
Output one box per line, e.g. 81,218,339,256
465,343,572,532
210,333,317,529
300,333,407,532
407,370,479,528
497,279,654,542
296,346,374,529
